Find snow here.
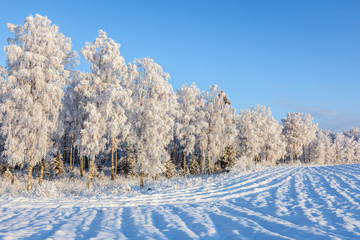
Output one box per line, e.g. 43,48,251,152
1,164,360,239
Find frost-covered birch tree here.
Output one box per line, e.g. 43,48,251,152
1,14,75,191
131,58,176,187
310,130,330,165
282,113,318,162
237,105,285,165
75,30,131,188
176,83,207,176
203,85,236,174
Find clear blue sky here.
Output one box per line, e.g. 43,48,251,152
1,0,359,132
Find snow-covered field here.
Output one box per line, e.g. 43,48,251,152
1,164,360,239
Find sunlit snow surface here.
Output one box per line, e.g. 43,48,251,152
1,165,360,239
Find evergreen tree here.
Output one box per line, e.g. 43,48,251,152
52,152,65,176
165,159,176,178
189,154,200,174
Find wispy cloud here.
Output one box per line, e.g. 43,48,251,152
280,101,360,132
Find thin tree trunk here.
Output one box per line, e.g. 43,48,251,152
303,145,305,163
207,154,211,176
115,149,118,178
85,156,89,170
80,149,84,177
198,154,201,174
63,133,67,166
11,168,15,185
27,164,33,192
140,173,144,188
173,136,177,164
39,160,44,186
111,142,114,181
87,158,95,189
70,133,74,171
183,152,186,177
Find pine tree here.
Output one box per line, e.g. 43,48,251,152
165,159,176,178
52,153,65,176
221,145,236,169
189,154,200,175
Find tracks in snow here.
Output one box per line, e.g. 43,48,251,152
1,165,360,239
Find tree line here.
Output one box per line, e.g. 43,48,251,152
0,15,359,191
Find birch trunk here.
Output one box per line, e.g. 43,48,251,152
200,151,203,174
27,164,33,191
173,136,177,164
38,160,44,186
183,153,186,177
87,158,95,189
207,153,211,176
80,151,84,177
115,149,118,178
111,143,114,181
63,133,67,165
69,133,74,170
125,145,129,176
140,173,144,188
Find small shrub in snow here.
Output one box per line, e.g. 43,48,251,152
232,156,252,172
98,171,106,180
4,167,12,180
122,184,131,192
34,181,60,198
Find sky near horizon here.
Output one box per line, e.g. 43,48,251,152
0,0,359,132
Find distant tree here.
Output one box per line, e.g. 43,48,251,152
237,105,285,165
310,130,328,165
176,83,207,177
282,113,318,163
333,133,347,164
344,127,360,141
354,141,360,164
1,15,75,191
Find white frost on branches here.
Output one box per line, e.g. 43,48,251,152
1,14,75,167
131,58,176,177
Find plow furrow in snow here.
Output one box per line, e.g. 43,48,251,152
1,164,360,239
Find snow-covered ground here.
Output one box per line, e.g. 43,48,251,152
1,164,360,239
